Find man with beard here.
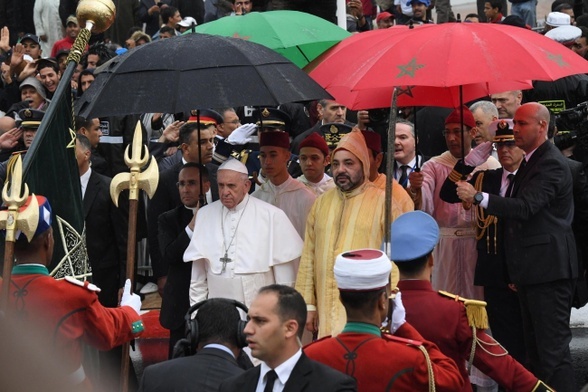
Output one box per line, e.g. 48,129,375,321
295,130,404,338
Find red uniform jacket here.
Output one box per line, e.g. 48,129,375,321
398,279,539,391
4,265,143,379
304,321,464,391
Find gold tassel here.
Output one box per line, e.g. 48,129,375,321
464,299,489,330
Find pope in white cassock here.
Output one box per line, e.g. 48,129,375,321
184,158,303,307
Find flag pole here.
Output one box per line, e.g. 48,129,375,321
23,0,116,175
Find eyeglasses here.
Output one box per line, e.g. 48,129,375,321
223,120,241,125
176,180,199,188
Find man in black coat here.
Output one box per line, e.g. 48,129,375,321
439,120,527,364
219,285,356,392
456,103,577,391
138,298,249,392
158,162,210,358
147,122,218,297
76,134,128,308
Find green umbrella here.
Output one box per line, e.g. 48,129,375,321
190,11,351,68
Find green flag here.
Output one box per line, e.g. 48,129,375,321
23,79,88,279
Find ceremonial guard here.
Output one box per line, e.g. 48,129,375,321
393,210,554,392
304,248,464,391
1,195,144,390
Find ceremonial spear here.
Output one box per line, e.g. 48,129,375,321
0,156,39,311
111,123,159,392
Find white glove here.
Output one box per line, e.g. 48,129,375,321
226,123,257,145
120,279,142,314
391,291,406,333
464,141,493,167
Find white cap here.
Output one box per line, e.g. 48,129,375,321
218,158,248,175
545,25,582,44
546,12,571,27
177,16,197,28
334,249,391,291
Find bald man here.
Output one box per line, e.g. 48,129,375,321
456,103,577,392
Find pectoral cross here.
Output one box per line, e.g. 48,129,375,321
220,252,232,273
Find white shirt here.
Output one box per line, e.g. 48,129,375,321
499,169,518,197
256,349,302,392
80,167,92,200
297,173,335,196
203,343,235,358
394,157,417,187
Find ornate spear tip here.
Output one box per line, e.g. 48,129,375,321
76,0,116,33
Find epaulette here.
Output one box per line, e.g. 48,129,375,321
381,332,423,347
438,290,488,330
65,276,101,292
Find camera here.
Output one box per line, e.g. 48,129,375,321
556,101,588,132
555,101,588,152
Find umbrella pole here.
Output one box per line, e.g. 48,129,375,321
196,110,206,206
459,85,466,178
384,88,399,259
413,106,419,170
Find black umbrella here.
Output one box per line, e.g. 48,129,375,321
76,33,331,118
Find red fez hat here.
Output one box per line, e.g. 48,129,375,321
445,106,476,129
299,132,329,157
260,131,290,149
361,130,382,153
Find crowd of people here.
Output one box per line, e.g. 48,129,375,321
1,0,588,391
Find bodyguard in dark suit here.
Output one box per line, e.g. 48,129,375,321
76,134,128,308
219,285,356,392
439,121,526,364
456,103,577,391
147,122,218,296
158,163,210,358
138,299,248,392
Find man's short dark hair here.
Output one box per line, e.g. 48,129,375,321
37,59,60,75
196,298,242,348
339,287,386,319
258,285,307,339
161,6,179,24
486,0,502,11
394,253,431,278
179,122,213,145
74,116,94,133
181,162,210,182
159,25,176,35
576,14,588,28
76,133,92,151
465,13,480,20
552,0,572,12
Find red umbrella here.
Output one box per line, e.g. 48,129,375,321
309,23,588,109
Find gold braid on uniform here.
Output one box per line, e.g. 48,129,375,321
475,334,508,357
416,345,436,392
473,173,498,253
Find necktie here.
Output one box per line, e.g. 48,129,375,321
264,370,278,392
398,165,410,188
505,173,515,197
